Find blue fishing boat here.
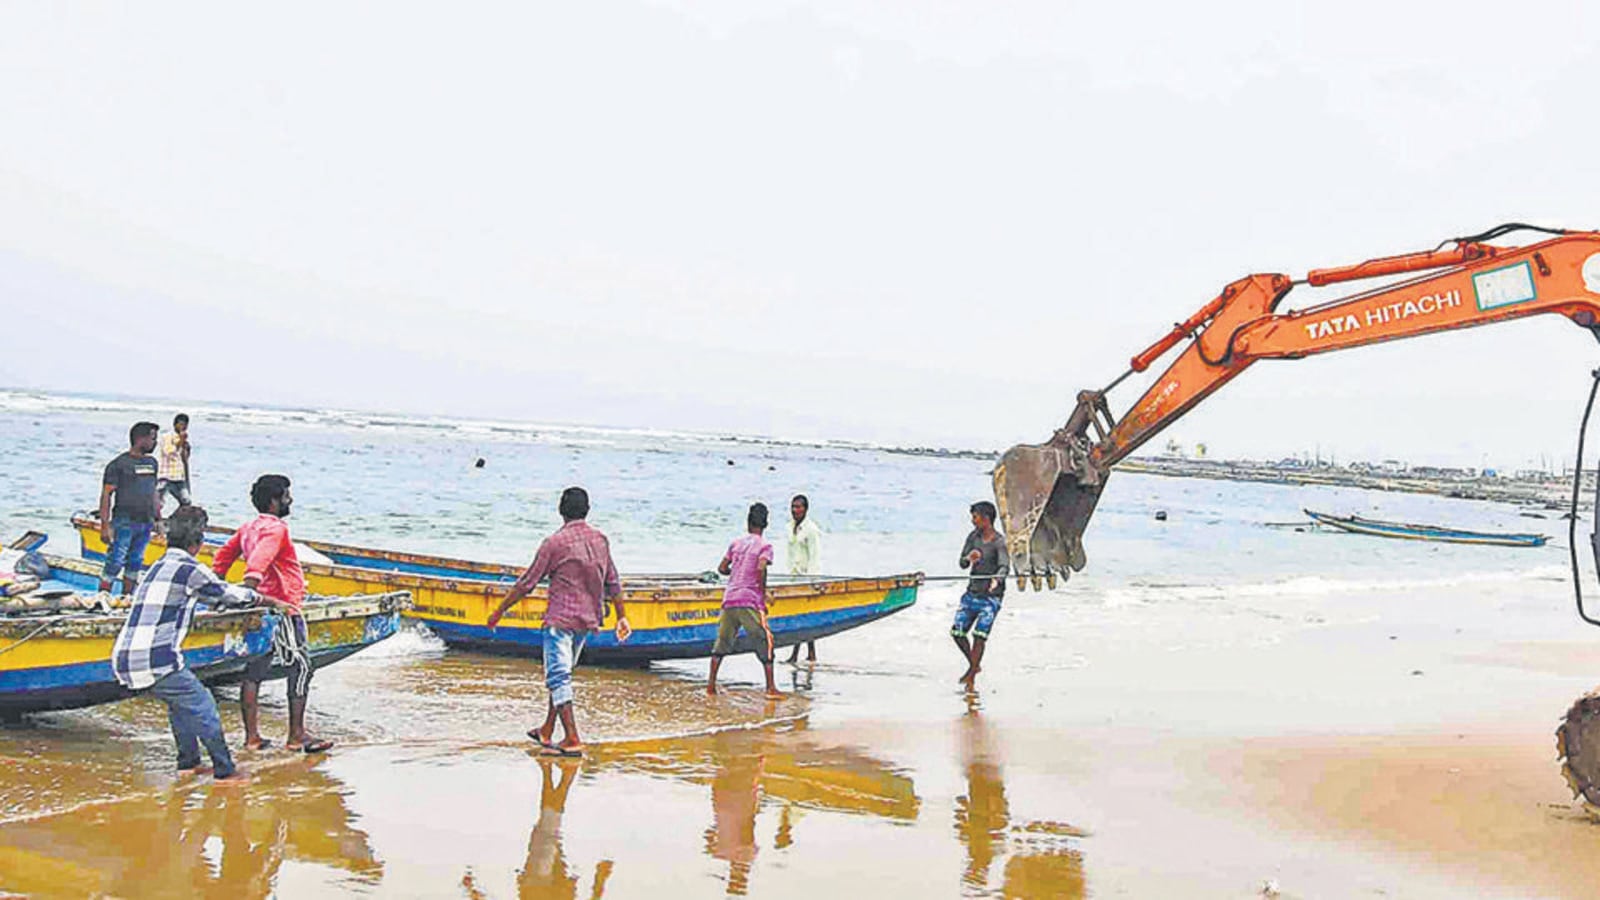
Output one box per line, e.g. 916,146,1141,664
1,538,409,717
1303,509,1549,547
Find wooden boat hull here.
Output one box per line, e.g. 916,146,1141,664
71,514,922,663
1,551,408,715
1303,508,1549,547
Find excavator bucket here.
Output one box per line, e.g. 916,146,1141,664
992,442,1103,590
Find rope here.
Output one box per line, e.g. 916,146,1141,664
268,614,314,697
0,613,104,657
769,573,1005,584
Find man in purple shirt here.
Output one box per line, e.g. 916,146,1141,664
489,487,631,757
707,502,782,699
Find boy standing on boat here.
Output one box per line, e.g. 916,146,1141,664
489,486,631,757
98,421,161,596
156,413,192,517
212,474,332,754
707,502,783,699
953,501,1008,689
112,505,255,784
784,494,822,665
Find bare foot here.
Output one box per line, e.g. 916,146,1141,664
706,685,718,697
764,689,785,701
179,766,214,778
243,738,273,751
957,668,975,684
213,769,251,785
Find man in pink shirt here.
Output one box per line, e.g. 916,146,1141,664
212,474,331,754
489,487,631,757
707,502,782,699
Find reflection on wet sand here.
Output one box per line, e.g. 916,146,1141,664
956,698,1087,898
592,718,921,895
0,755,377,898
520,761,614,900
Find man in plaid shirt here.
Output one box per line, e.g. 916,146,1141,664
488,486,631,757
112,505,256,783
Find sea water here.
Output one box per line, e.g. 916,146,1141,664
0,388,1588,897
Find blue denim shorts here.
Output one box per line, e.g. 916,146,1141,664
543,628,590,707
951,592,1002,641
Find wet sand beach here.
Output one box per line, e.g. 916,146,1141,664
8,573,1600,898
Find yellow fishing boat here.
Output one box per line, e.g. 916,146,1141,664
70,514,921,663
0,548,408,717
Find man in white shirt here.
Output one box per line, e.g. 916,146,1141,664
785,494,823,664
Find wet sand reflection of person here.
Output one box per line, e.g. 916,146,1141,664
955,700,1087,899
955,705,1010,891
0,759,378,898
515,757,615,900
704,746,766,895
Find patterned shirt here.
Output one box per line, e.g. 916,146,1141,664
112,548,255,690
157,432,187,482
511,520,621,631
212,514,306,612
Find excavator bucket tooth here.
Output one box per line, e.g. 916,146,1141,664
993,442,1105,591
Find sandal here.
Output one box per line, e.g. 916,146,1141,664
301,738,334,754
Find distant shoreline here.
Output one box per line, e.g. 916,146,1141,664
1118,456,1580,510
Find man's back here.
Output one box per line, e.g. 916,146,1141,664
522,520,621,631
113,551,241,688
724,533,773,609
214,515,305,611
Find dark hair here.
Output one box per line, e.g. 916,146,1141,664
130,422,159,444
166,505,209,550
251,474,292,513
558,486,590,521
970,500,997,523
173,413,190,427
791,494,809,510
747,502,769,530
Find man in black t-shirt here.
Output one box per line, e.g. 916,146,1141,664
98,422,161,594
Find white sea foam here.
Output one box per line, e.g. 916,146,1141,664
1097,563,1569,608
0,388,992,458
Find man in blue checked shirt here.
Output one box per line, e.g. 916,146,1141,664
112,505,258,783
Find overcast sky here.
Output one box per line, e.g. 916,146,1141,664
3,2,1598,467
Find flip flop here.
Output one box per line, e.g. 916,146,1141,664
301,738,334,754
244,738,275,751
538,744,583,758
526,728,556,749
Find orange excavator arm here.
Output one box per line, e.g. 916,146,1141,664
995,224,1600,589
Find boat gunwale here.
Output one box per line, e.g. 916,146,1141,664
69,513,925,601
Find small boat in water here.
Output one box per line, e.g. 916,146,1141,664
1303,509,1550,547
2,538,409,716
70,513,922,663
